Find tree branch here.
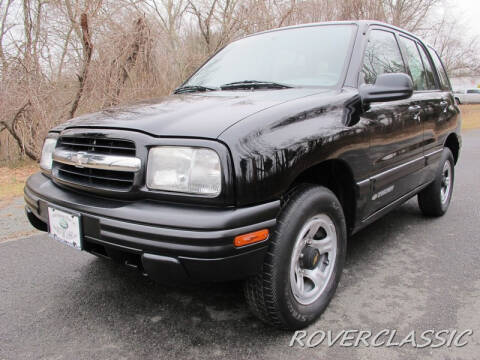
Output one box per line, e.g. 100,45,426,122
0,100,38,161
68,13,93,119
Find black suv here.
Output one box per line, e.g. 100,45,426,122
25,21,461,330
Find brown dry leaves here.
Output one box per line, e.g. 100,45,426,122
0,162,38,206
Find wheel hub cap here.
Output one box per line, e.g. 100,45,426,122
290,214,337,305
440,161,452,204
299,246,321,270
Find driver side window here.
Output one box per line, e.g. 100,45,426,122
362,30,406,85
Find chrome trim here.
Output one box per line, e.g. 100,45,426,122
356,178,370,186
359,149,443,187
53,149,141,172
371,156,424,181
425,148,443,158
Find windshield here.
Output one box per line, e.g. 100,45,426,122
184,24,356,89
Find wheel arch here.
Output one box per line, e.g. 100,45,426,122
444,132,460,164
287,159,357,234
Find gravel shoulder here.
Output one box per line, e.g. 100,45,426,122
0,197,38,242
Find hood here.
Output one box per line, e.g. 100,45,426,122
57,88,334,138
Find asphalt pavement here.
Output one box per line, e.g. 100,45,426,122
1,130,479,360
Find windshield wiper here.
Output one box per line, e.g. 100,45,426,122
220,80,292,90
174,85,218,94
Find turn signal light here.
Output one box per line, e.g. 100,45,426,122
234,229,269,247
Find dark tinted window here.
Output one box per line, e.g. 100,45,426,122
362,30,405,84
467,89,480,94
400,37,429,90
416,44,437,89
429,48,451,90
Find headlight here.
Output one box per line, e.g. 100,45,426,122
147,146,222,196
39,135,58,171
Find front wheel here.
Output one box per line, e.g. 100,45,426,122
418,148,455,217
243,184,347,330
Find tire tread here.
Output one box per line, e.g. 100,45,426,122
418,148,454,217
243,183,340,329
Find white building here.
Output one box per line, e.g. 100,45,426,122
450,75,480,90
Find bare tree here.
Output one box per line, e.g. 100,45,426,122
429,10,480,75
0,0,14,72
188,0,218,52
0,101,38,160
384,0,439,32
133,0,188,50
0,0,479,162
68,12,93,119
103,16,151,106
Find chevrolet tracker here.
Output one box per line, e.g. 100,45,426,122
25,21,461,330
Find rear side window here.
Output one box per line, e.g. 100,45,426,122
416,44,437,89
467,89,480,94
362,30,406,84
429,48,451,90
400,37,431,90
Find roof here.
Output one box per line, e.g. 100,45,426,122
245,20,429,48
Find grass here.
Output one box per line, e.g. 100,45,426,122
0,160,38,204
459,104,480,130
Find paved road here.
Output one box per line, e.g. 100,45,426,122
1,130,480,360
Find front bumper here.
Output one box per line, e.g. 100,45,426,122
24,172,279,283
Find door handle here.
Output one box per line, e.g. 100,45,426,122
408,105,422,113
440,100,449,113
408,105,422,122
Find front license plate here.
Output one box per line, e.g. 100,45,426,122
48,207,82,250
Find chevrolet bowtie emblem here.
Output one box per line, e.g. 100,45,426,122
74,152,89,168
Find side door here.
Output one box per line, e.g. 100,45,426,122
398,35,443,186
423,47,459,171
359,28,425,216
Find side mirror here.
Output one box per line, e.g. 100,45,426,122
359,73,413,103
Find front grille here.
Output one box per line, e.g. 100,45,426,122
57,136,136,156
56,163,135,191
54,135,137,192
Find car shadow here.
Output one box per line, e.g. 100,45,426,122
346,198,424,266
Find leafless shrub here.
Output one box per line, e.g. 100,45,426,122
0,0,477,161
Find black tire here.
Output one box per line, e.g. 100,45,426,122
418,148,455,217
455,97,461,105
243,184,347,330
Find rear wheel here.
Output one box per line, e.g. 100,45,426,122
455,97,461,105
418,148,455,217
243,184,347,330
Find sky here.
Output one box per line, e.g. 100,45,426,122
450,0,480,37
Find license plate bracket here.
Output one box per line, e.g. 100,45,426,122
48,207,82,250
